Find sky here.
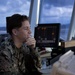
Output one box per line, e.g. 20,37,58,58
44,0,74,6
0,0,31,27
0,0,74,26
40,0,74,24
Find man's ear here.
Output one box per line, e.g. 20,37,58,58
12,29,18,35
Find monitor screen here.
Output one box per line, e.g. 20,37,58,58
34,23,60,47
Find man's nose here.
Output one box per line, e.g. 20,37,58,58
29,29,31,34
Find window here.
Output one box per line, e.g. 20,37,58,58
0,0,31,33
39,0,74,41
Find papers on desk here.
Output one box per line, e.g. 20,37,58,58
51,50,75,75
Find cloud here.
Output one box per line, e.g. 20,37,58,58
0,0,31,27
43,5,73,18
0,5,9,13
40,5,73,24
40,0,74,24
0,0,30,14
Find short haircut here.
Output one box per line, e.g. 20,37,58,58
6,14,29,35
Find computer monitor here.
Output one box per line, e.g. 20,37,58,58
34,23,60,47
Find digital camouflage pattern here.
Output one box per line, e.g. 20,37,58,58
0,38,41,75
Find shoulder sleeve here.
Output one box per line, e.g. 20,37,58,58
0,47,12,73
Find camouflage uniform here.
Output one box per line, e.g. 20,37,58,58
0,38,41,75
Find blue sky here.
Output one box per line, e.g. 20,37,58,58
0,0,74,27
44,0,74,6
0,0,31,27
40,0,74,24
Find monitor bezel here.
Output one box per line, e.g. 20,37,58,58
34,23,60,48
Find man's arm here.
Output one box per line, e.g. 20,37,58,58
25,37,41,68
29,47,41,68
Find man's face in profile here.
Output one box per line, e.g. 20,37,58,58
15,20,31,42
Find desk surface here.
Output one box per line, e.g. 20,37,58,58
40,68,52,75
40,52,51,58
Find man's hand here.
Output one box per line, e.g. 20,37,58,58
26,37,36,48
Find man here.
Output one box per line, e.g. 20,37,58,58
0,14,42,75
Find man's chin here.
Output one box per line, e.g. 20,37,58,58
24,38,28,42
